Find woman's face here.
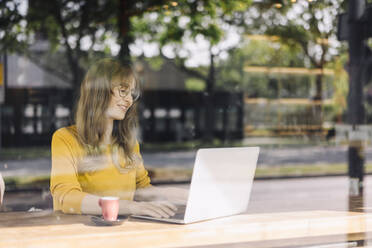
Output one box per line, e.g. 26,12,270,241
105,80,135,121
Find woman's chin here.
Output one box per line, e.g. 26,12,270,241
105,110,126,121
116,113,126,120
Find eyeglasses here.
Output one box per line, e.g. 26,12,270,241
115,87,140,101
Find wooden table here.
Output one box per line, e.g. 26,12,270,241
1,210,372,248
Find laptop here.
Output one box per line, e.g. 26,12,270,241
132,147,260,224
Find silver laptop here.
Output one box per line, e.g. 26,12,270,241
132,147,260,224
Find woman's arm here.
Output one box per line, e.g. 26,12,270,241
80,194,101,215
80,194,134,216
133,143,188,205
81,193,177,218
50,130,88,214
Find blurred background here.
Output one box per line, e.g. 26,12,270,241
1,0,372,214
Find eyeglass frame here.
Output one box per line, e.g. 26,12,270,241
112,86,140,102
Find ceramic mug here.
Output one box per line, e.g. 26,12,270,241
98,196,119,221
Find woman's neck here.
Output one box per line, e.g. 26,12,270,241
102,118,113,146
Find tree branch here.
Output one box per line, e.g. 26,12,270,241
76,1,92,59
297,39,319,68
52,1,77,73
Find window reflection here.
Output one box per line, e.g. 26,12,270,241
0,0,371,246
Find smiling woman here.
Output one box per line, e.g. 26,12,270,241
50,59,187,219
74,59,141,173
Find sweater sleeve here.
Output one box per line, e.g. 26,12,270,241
134,142,151,189
50,129,87,214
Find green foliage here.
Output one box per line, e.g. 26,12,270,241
1,0,254,89
0,0,30,52
217,39,311,98
329,54,349,122
240,0,347,124
249,0,344,66
185,78,206,91
132,0,253,52
145,56,164,71
0,0,124,87
1,0,117,54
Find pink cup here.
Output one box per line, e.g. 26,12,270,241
98,196,119,221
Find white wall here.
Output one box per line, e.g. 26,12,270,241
7,54,70,88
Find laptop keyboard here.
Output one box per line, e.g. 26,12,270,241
168,205,186,220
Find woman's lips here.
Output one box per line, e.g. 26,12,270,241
118,104,128,112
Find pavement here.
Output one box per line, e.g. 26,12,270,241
1,145,372,178
159,175,372,214
166,175,372,214
247,175,371,214
4,175,372,214
142,145,372,168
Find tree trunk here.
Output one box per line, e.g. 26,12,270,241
203,52,215,142
314,73,323,101
313,72,323,127
70,64,85,123
118,0,134,65
347,0,366,217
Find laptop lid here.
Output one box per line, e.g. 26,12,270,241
184,147,259,224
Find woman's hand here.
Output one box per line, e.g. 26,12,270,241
81,194,177,218
126,200,177,218
161,187,189,205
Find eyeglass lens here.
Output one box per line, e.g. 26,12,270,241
118,88,139,101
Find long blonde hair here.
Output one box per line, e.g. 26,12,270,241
75,58,142,173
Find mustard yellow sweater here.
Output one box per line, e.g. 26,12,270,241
50,126,151,214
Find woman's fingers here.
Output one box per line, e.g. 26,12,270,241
168,198,187,205
133,202,156,217
137,201,177,218
158,201,178,212
142,208,163,218
149,201,177,217
146,202,174,218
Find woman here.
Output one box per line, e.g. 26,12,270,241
50,59,187,218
